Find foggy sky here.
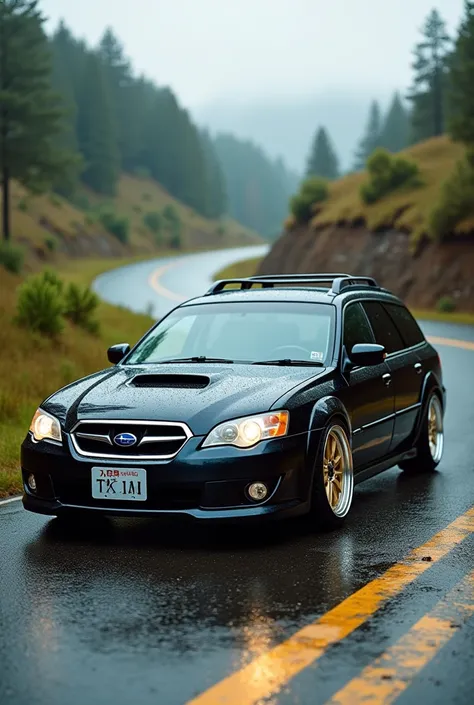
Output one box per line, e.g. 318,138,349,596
40,0,465,170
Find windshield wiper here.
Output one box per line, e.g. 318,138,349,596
155,356,237,364
252,359,325,367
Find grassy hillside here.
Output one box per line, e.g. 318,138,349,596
292,136,469,244
0,264,155,497
1,174,261,266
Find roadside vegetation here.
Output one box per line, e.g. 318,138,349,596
288,4,474,247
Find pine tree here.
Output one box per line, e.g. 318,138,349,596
50,23,83,194
407,9,451,143
449,1,474,148
353,101,382,170
379,92,410,153
306,127,340,180
76,51,120,195
98,28,133,169
200,130,227,218
0,0,73,240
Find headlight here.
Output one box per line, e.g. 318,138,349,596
202,411,289,449
29,408,62,443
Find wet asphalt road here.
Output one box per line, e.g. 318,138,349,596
1,249,474,705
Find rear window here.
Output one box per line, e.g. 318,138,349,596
384,303,425,348
125,301,336,365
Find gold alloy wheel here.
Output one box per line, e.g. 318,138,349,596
322,425,354,517
428,395,444,463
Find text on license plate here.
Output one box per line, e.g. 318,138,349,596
91,467,147,501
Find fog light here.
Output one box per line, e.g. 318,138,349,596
247,482,268,502
27,474,37,492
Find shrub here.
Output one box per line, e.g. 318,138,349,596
436,295,456,313
98,209,130,244
42,268,64,293
0,242,24,274
16,273,65,336
162,205,182,248
64,283,100,334
290,177,329,223
429,155,474,240
17,198,28,212
360,149,420,204
163,204,179,223
142,192,152,201
143,211,163,234
44,237,57,252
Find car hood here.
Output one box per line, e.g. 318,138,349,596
44,363,328,435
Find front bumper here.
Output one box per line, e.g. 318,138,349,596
21,430,314,522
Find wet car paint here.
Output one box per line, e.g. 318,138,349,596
1,250,473,705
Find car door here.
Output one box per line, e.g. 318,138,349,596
361,301,421,454
339,302,395,470
383,302,427,452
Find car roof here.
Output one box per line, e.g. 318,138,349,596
181,285,403,309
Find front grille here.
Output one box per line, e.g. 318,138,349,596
71,420,192,459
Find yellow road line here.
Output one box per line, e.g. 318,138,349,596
148,262,186,302
187,507,474,705
427,335,474,352
327,568,474,705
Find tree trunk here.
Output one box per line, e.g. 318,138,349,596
1,167,10,241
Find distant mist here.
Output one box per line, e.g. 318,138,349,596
196,89,395,173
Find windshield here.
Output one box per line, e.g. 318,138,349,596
125,301,335,365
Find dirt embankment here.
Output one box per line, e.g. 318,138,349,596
258,224,474,311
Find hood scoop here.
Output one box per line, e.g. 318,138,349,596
130,374,211,389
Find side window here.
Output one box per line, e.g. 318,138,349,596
384,303,425,348
362,301,404,354
343,302,375,354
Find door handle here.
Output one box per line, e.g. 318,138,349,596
382,373,392,387
414,363,423,375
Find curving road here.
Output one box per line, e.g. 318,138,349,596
1,248,474,705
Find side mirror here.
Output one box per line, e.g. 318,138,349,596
107,343,131,365
349,343,386,367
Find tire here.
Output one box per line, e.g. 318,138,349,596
400,392,444,473
310,422,354,530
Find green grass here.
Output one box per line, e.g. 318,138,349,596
411,309,474,326
213,257,262,281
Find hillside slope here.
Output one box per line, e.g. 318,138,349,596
261,137,474,311
1,174,261,267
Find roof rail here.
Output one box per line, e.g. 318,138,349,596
249,273,352,281
205,273,379,296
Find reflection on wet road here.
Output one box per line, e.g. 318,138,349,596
1,249,473,705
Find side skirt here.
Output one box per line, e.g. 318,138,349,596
354,449,417,486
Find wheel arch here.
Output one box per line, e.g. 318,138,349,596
412,371,445,445
306,396,352,463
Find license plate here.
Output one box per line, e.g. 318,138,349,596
91,467,147,501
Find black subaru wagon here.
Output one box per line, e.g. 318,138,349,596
22,273,445,530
